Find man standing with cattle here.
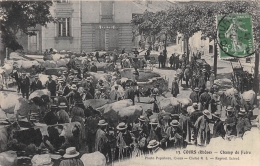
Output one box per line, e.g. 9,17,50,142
46,75,57,98
30,75,43,92
18,73,30,99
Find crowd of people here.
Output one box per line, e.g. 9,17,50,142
3,46,258,166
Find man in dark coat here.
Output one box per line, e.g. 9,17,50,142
125,83,135,105
171,78,179,97
158,52,163,68
95,51,100,63
236,109,251,138
46,75,57,98
43,105,58,125
169,54,175,69
175,54,180,69
30,75,43,92
90,62,97,72
199,89,211,110
212,112,225,139
190,87,200,103
18,73,30,99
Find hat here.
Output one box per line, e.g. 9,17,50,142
192,103,198,109
98,119,108,126
203,110,212,119
62,71,68,74
238,109,246,115
63,147,80,158
86,77,91,81
98,79,104,83
116,122,127,130
58,102,67,108
48,75,52,78
57,90,63,95
51,105,58,109
194,87,199,91
170,120,180,126
34,75,39,78
226,106,233,112
138,116,146,122
147,140,160,149
70,84,77,90
22,73,26,75
245,98,251,102
202,69,207,72
212,112,221,119
149,118,159,125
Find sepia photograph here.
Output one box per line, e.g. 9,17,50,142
0,0,260,166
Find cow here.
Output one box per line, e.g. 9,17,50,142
157,97,181,114
218,88,239,110
87,72,112,85
96,99,132,114
0,150,17,166
0,62,14,89
0,92,40,126
83,99,111,109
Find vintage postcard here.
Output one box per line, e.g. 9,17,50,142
0,0,259,166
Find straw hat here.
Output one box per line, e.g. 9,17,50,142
116,122,127,130
98,119,108,126
202,69,207,72
58,102,67,108
226,106,233,112
149,118,159,125
63,147,80,158
238,109,246,115
70,84,77,90
147,140,160,149
203,110,212,119
194,87,199,92
51,105,58,109
138,116,146,122
170,120,180,126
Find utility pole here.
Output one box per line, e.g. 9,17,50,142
213,39,218,77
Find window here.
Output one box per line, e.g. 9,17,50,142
209,45,213,53
100,1,114,23
54,0,69,3
58,18,70,37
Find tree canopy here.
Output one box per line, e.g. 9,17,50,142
1,1,54,51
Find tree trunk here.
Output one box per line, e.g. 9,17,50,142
253,48,259,94
164,33,167,50
213,39,218,78
185,36,189,64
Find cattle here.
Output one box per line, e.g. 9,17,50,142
44,67,67,76
80,152,106,166
157,97,181,114
241,90,256,106
0,62,14,89
83,99,111,109
218,88,239,109
87,72,112,84
96,99,142,128
56,59,68,68
52,54,67,61
95,62,115,72
178,98,192,108
0,92,40,125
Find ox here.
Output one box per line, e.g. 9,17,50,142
0,92,40,126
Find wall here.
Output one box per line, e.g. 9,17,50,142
42,1,81,53
81,1,100,23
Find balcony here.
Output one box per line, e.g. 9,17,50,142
101,15,114,23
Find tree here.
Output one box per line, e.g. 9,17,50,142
0,1,54,60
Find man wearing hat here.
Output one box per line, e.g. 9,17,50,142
236,109,251,138
65,84,82,106
43,105,58,125
179,107,192,147
94,120,112,163
166,120,184,149
224,106,237,140
147,140,164,154
212,112,225,139
198,72,206,90
190,87,200,103
147,119,167,147
18,73,30,99
59,147,84,166
171,77,179,97
115,122,134,160
209,70,215,88
46,75,57,98
57,102,70,124
194,110,212,146
199,89,211,110
125,82,135,105
30,74,43,92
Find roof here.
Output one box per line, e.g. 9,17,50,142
132,0,175,14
